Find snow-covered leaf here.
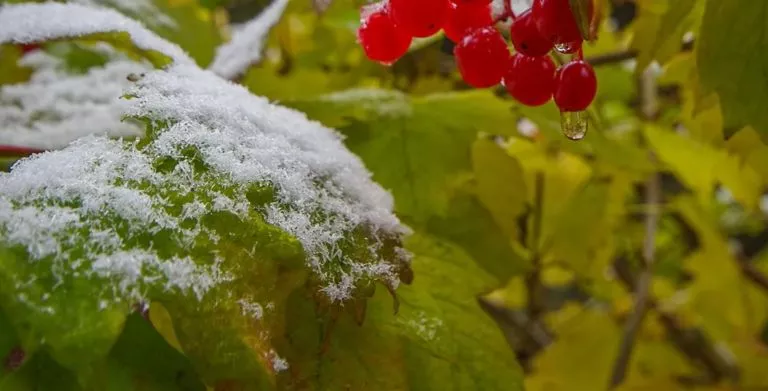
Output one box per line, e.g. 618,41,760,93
0,3,412,387
208,0,289,80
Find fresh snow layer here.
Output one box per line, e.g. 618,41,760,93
0,50,147,149
125,64,409,300
0,2,193,65
208,0,289,79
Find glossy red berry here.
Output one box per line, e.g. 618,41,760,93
510,9,553,57
503,53,556,106
454,27,510,88
390,0,451,38
531,0,584,50
443,2,493,43
450,0,492,7
554,60,597,112
358,5,412,65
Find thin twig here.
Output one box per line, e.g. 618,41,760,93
0,145,45,158
608,67,661,390
525,172,545,320
613,258,739,382
585,39,694,67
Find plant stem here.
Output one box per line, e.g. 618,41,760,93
608,66,661,390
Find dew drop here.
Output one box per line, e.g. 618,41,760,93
554,42,580,54
560,110,588,140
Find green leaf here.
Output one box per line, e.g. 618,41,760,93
0,350,81,391
279,234,524,391
644,124,763,211
630,0,701,72
288,89,518,224
96,313,206,390
471,138,528,242
698,0,768,136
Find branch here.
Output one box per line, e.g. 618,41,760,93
609,167,661,389
612,258,740,382
608,66,662,389
0,145,46,159
208,0,289,81
525,172,545,320
585,39,694,67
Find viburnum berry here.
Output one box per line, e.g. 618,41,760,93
509,9,553,57
389,0,450,38
357,5,412,65
531,0,585,52
454,27,510,88
503,53,556,107
450,0,492,7
553,59,597,112
443,2,493,43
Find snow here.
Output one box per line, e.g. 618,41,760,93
124,64,410,300
0,2,410,305
208,0,289,80
0,2,193,65
0,50,147,149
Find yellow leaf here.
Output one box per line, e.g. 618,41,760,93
148,302,184,353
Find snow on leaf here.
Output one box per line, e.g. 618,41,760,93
0,49,147,149
0,2,193,66
123,63,411,301
208,0,289,80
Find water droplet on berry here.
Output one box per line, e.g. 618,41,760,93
554,41,580,54
560,110,588,140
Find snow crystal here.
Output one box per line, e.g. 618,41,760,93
208,0,289,80
237,299,264,319
0,50,146,149
0,2,193,65
399,311,444,341
270,350,289,372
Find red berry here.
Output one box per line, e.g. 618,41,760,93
358,5,412,65
503,53,556,106
450,0,492,7
531,0,584,49
454,27,510,88
390,0,450,38
510,9,553,57
443,2,493,43
553,60,597,112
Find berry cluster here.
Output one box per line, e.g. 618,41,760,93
357,0,597,114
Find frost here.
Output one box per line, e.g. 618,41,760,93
0,2,193,65
399,311,444,342
208,0,289,80
270,350,289,372
237,299,264,319
0,50,147,149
